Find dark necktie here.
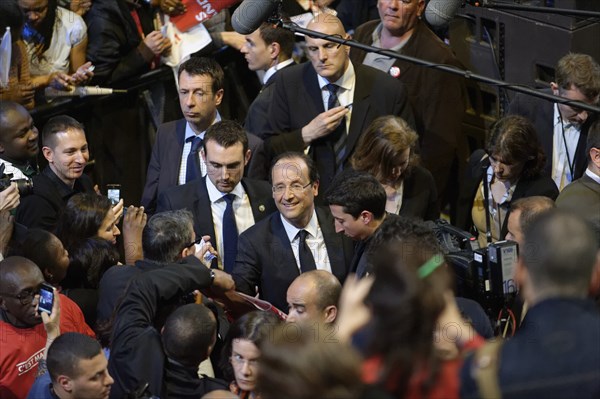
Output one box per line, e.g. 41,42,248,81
185,136,203,183
325,83,347,171
222,194,238,273
297,229,317,273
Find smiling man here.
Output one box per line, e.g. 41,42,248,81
0,102,40,180
16,115,95,231
267,13,413,195
0,257,94,399
326,169,396,278
156,121,275,272
233,152,353,311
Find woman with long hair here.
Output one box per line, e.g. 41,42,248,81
456,115,559,247
351,115,439,220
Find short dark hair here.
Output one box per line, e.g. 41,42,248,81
486,115,545,178
586,119,600,163
510,196,556,235
555,53,600,100
47,333,102,383
177,57,224,94
162,303,216,367
42,115,85,149
203,120,249,155
326,170,386,219
142,210,194,262
521,210,598,297
258,21,295,59
271,152,319,184
220,311,281,383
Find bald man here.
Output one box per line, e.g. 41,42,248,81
266,14,414,194
286,270,341,325
0,257,94,398
0,101,39,180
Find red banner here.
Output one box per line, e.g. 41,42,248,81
170,0,241,32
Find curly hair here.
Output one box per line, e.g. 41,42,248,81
486,115,546,179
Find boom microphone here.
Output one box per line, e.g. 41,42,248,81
45,86,127,98
232,0,280,35
424,0,465,28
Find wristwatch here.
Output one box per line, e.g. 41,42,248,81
209,269,215,285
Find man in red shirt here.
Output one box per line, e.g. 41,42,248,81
0,256,94,399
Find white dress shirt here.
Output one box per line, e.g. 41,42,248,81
263,58,295,85
178,113,221,185
552,104,580,191
317,61,356,137
206,177,255,270
280,210,332,274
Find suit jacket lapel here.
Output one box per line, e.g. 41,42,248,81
193,177,216,240
271,214,300,278
242,179,271,222
316,207,346,279
167,119,188,186
305,64,326,115
346,65,371,162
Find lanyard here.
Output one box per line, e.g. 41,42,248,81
557,110,576,181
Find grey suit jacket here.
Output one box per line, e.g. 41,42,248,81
556,173,600,224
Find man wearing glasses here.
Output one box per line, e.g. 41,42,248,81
232,152,353,312
266,14,414,195
0,256,94,398
509,53,600,191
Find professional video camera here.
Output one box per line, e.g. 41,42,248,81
0,163,33,196
428,219,519,332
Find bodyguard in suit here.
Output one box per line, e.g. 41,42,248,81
266,14,414,195
141,57,266,214
508,53,600,191
233,152,354,312
240,21,295,139
556,120,600,225
157,121,275,272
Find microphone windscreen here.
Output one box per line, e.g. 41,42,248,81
232,0,280,34
424,0,463,27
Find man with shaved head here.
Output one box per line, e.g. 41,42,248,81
0,256,94,398
267,13,414,195
286,270,342,325
0,101,40,180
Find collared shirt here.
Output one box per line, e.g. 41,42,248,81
206,177,255,270
385,181,404,215
362,22,409,74
552,103,580,191
316,61,356,136
177,113,221,185
585,167,600,185
280,210,332,273
43,166,86,200
263,58,295,85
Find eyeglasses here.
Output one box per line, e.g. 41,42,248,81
0,286,41,305
231,354,258,369
272,182,312,195
182,237,205,251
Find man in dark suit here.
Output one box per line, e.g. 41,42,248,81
156,121,275,272
556,120,600,225
240,22,295,139
233,152,354,312
350,0,466,214
141,57,266,214
461,210,600,398
326,170,398,278
266,14,414,195
16,115,94,231
508,53,600,191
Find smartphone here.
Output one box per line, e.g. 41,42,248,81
87,65,95,73
107,184,121,205
38,283,54,315
195,238,217,262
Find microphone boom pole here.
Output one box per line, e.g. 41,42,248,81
469,1,600,19
276,20,600,114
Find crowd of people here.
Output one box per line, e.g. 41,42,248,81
1,0,599,398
